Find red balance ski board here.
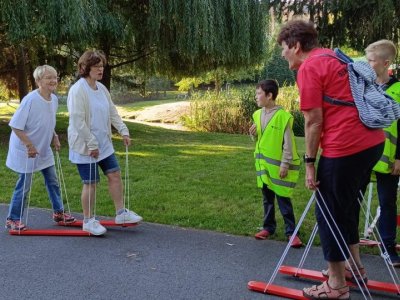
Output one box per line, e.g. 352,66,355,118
248,281,308,300
57,220,138,227
9,229,92,236
279,265,400,295
359,239,400,251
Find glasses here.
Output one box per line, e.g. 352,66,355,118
92,64,104,69
42,76,59,81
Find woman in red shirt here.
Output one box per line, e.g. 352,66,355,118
277,20,384,299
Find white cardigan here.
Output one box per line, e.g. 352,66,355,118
67,78,129,155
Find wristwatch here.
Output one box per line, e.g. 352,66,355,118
303,154,316,164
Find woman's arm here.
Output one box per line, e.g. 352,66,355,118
11,127,38,158
303,107,323,189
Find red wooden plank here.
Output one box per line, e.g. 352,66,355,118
57,220,138,227
279,265,400,294
248,281,308,300
9,229,92,236
359,239,400,251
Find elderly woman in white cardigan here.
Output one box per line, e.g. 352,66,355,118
67,50,142,235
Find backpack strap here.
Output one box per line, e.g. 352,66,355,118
323,95,355,107
315,53,355,107
318,53,348,65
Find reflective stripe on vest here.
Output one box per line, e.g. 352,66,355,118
373,82,400,174
253,108,300,198
256,169,297,188
255,153,300,171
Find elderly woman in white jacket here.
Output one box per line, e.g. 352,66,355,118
67,50,142,235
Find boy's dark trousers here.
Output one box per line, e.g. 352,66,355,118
261,183,296,236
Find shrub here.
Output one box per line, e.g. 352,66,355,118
183,88,253,134
291,110,305,137
183,84,304,136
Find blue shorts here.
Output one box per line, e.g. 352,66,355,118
76,153,120,184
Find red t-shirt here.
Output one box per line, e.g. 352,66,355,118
297,48,385,157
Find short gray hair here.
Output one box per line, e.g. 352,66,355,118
33,65,57,81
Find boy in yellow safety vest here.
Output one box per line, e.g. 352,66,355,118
366,40,400,266
249,79,302,248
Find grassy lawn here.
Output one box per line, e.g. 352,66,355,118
0,102,383,251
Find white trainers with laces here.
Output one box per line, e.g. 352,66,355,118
115,209,143,224
82,218,107,235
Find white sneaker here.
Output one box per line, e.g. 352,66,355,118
115,209,143,224
83,218,107,235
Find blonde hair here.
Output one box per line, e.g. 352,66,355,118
365,40,397,62
33,65,57,81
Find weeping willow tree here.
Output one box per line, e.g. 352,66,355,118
147,0,267,87
0,0,105,100
0,0,267,99
269,0,400,51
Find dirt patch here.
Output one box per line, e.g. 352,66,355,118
118,101,191,131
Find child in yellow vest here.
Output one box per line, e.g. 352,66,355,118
366,40,400,266
249,79,302,248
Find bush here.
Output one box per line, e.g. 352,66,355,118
183,84,304,136
183,88,254,134
291,110,305,137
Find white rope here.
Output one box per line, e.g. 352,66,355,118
296,223,319,272
265,188,371,299
23,157,35,230
264,192,316,292
18,158,29,230
363,182,374,238
88,157,97,219
357,191,400,293
125,145,130,211
55,151,72,216
93,159,97,219
316,189,371,300
88,158,91,219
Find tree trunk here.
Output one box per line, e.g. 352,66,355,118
99,40,111,90
28,63,35,90
16,46,28,102
214,73,221,98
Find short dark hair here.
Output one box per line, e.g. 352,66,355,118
277,19,318,52
256,80,279,100
78,50,107,78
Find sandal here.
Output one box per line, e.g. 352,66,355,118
303,281,350,299
321,267,368,284
344,266,368,284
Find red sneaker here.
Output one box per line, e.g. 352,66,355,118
5,219,26,231
288,235,303,248
53,211,76,224
255,229,270,240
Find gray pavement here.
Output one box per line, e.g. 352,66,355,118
0,204,398,300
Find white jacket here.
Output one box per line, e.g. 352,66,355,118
67,78,129,155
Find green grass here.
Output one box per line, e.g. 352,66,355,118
0,104,385,252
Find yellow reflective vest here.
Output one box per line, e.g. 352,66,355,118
373,82,400,174
253,108,300,197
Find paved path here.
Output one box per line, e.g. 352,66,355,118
0,204,398,300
